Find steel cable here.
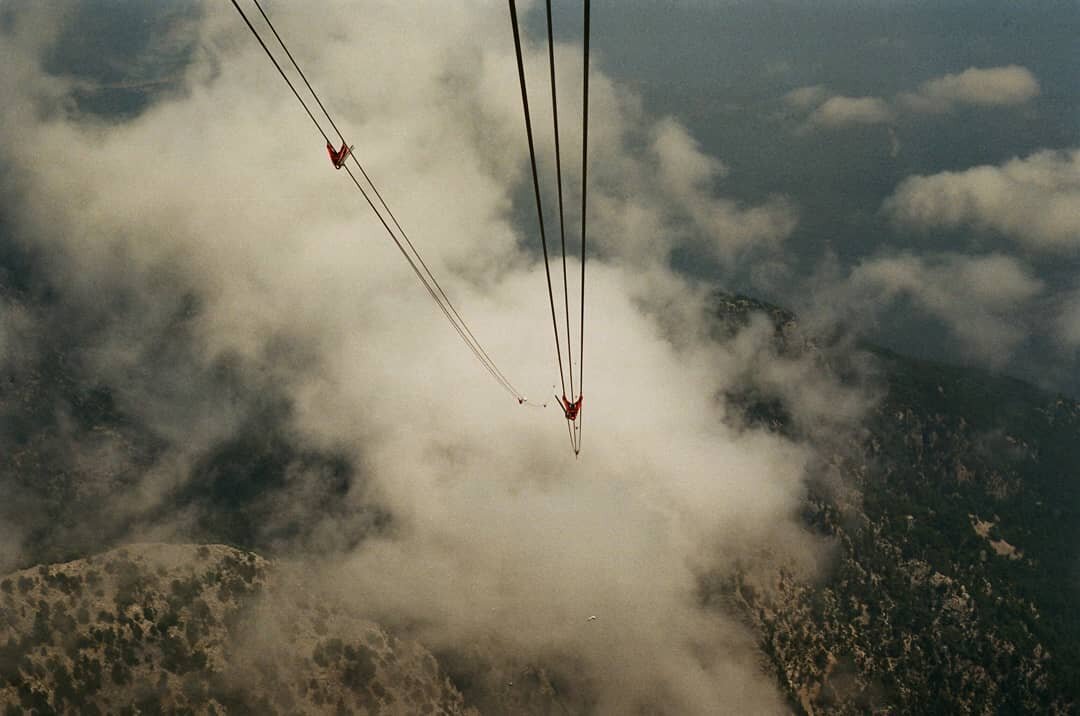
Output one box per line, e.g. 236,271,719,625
231,0,525,401
575,0,591,455
545,0,575,404
247,0,524,399
507,0,568,401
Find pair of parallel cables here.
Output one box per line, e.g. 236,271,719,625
232,1,591,454
230,0,529,405
507,0,591,455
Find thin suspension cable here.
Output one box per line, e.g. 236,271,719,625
341,165,521,399
345,162,523,397
575,0,591,456
508,0,568,400
246,0,523,398
570,408,578,453
545,0,575,403
232,0,524,400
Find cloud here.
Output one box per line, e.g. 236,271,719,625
0,1,844,711
821,253,1044,366
323,269,818,712
653,117,730,191
808,95,893,127
885,149,1080,251
785,66,1040,132
783,84,828,110
649,118,797,266
763,59,793,77
900,65,1040,113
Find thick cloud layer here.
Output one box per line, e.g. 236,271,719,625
0,1,847,711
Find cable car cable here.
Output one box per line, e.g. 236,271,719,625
507,0,569,401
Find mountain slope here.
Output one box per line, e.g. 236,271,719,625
0,543,473,715
711,293,1080,714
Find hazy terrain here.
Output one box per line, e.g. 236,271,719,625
0,543,472,714
1,2,1078,713
3,288,1079,713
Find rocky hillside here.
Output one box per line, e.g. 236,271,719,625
710,294,1080,715
0,543,473,715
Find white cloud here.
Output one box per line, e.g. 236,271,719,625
0,2,831,711
649,118,797,266
885,149,1080,251
808,95,893,127
900,65,1040,113
783,84,828,110
839,253,1043,365
653,117,730,191
785,65,1040,132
